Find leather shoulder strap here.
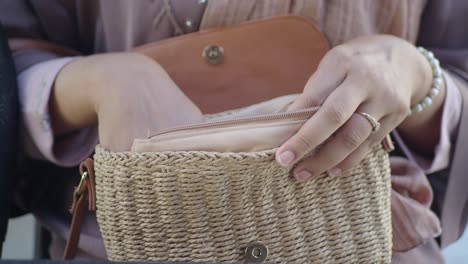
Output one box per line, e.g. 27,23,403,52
63,158,96,260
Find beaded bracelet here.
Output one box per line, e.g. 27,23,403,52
411,47,443,114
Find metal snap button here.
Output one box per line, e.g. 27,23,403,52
202,45,224,65
245,240,268,263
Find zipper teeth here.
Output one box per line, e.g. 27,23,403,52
148,107,320,138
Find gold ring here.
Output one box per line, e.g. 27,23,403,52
357,112,381,133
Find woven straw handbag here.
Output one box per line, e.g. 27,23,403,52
64,17,393,263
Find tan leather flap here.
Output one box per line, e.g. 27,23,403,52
134,16,329,113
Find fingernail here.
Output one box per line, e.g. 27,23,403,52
328,167,342,177
295,170,312,181
277,150,295,166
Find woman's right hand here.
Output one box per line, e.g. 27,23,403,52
50,53,204,151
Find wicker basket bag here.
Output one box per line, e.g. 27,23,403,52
94,146,391,263
92,98,393,263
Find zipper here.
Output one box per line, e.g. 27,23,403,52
147,106,320,139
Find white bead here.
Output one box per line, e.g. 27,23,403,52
198,0,207,4
411,47,443,116
430,87,440,97
423,96,433,107
185,19,193,28
413,103,424,113
433,77,443,87
426,51,435,59
434,67,442,77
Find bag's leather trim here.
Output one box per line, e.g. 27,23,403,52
63,158,96,260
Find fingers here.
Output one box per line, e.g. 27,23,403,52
293,113,392,181
277,44,408,181
331,115,395,174
287,52,348,111
291,111,377,181
276,78,366,167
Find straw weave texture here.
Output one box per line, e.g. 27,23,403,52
93,145,391,263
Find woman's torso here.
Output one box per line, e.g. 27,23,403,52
22,0,426,53
6,0,429,260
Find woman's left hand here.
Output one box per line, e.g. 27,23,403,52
276,35,444,181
